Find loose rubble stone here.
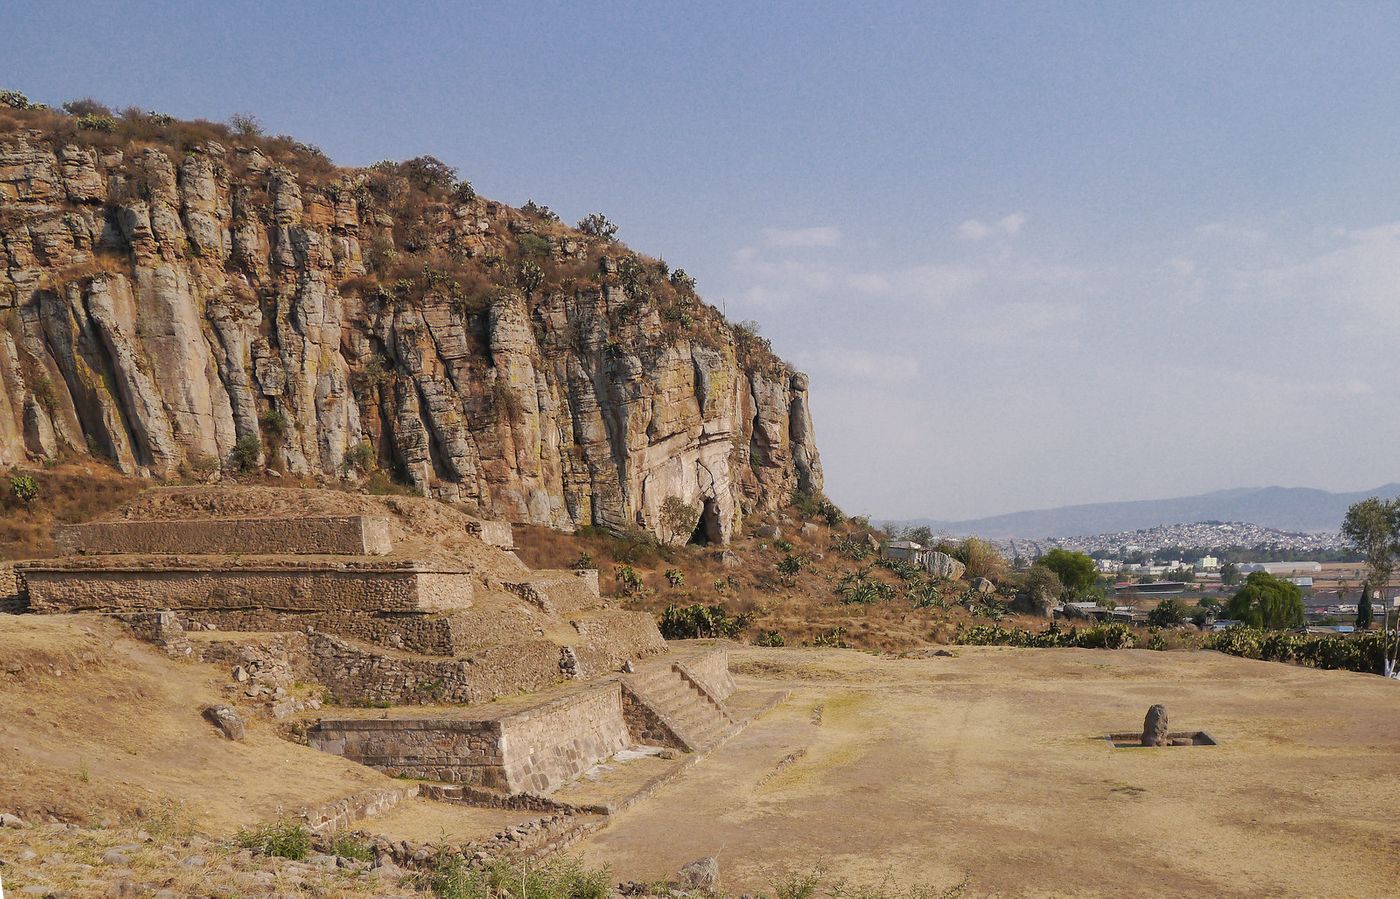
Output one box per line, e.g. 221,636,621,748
971,577,996,594
559,646,579,679
674,856,720,891
201,704,245,741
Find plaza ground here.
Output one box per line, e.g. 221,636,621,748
577,644,1400,896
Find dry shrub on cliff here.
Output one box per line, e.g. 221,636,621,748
0,464,142,559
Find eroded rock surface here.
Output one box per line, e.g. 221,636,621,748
0,119,821,544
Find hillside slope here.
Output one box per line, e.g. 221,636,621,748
906,483,1400,539
0,97,821,544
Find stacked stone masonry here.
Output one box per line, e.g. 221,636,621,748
309,682,628,793
677,647,735,700
19,560,474,614
308,648,736,794
0,563,23,613
55,515,393,556
182,608,474,656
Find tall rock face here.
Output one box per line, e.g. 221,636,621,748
0,108,822,543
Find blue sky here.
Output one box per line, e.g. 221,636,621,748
7,1,1400,519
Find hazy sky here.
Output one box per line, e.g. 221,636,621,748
7,1,1400,520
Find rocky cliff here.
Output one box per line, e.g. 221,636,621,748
0,99,821,543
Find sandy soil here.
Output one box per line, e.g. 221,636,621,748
577,645,1400,897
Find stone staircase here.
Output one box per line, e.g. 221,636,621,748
622,661,735,752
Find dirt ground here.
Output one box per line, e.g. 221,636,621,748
0,615,395,835
576,644,1400,897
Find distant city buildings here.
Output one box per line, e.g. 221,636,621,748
1003,521,1346,560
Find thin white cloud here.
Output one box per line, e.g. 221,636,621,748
762,226,842,248
1195,221,1268,244
791,343,920,387
953,300,1085,347
958,212,1027,241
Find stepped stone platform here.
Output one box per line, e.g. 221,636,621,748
11,485,769,816
308,648,742,794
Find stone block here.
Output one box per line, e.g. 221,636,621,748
55,516,393,556
18,559,473,614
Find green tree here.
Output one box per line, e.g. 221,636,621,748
1022,564,1064,610
1342,498,1398,605
1148,597,1188,628
1357,580,1373,631
1220,561,1241,586
1040,548,1097,596
658,495,699,544
1225,572,1304,630
906,525,934,546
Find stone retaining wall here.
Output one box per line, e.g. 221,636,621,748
418,783,594,814
20,563,473,614
297,785,419,834
466,519,514,550
310,717,507,786
55,516,393,556
620,683,687,750
304,631,562,706
180,608,471,656
570,611,668,672
498,684,629,793
0,563,23,613
309,683,628,793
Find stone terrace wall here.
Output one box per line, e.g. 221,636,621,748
178,609,472,656
309,683,628,793
1,563,26,613
308,717,508,789
620,684,687,751
305,631,561,706
498,684,629,793
20,564,473,614
297,785,419,834
55,516,393,556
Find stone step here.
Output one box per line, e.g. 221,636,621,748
622,664,735,752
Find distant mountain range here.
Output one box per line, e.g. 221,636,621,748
901,484,1400,540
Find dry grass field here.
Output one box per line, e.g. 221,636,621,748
0,615,394,834
577,644,1400,896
